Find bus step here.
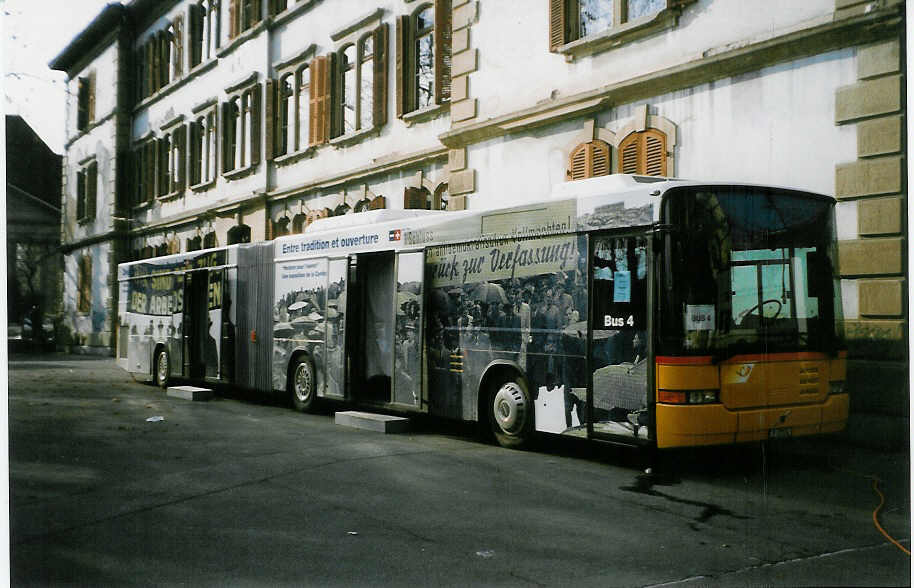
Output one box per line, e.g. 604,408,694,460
335,411,410,434
166,386,214,401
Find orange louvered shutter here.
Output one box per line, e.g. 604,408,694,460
617,130,667,176
549,0,566,51
567,140,611,180
434,0,451,104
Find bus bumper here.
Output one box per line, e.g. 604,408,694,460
655,393,849,449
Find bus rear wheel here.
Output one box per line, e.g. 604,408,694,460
154,349,170,389
489,378,533,449
290,357,317,413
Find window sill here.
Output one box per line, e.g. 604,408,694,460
190,178,217,193
134,58,218,113
555,8,680,61
158,191,183,202
77,217,94,226
223,165,257,180
273,148,315,166
329,126,380,147
401,103,449,126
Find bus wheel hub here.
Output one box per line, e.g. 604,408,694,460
493,383,526,434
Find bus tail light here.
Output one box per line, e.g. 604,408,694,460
658,389,719,404
829,381,846,395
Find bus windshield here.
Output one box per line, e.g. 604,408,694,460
659,187,844,358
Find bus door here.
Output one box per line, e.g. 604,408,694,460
392,251,425,410
182,268,224,380
324,258,348,400
587,233,654,443
348,251,396,403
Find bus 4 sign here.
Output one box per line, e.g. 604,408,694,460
605,314,635,328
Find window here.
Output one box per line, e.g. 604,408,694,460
227,224,251,244
190,0,220,68
550,0,673,50
567,139,610,180
76,161,98,221
190,107,217,186
187,235,202,251
272,216,290,237
229,0,261,39
276,73,294,156
157,135,170,197
203,231,218,249
77,72,95,131
223,84,261,173
170,18,184,80
617,129,666,176
306,24,387,145
162,124,187,195
396,1,450,117
77,255,92,313
269,0,287,16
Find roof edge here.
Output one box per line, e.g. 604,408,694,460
48,3,127,74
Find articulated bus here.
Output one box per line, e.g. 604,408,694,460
117,174,848,449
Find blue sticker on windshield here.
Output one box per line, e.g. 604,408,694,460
613,271,631,302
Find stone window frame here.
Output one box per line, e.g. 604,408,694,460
222,74,262,179
160,116,188,199
270,44,317,164
395,0,451,121
190,99,219,191
549,0,691,60
228,0,262,40
75,156,98,223
76,71,96,132
189,0,221,70
610,105,677,177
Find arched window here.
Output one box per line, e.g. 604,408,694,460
278,73,294,157
567,139,610,181
433,183,449,211
203,231,217,249
295,66,309,150
187,235,202,252
358,34,374,130
617,129,667,176
292,212,307,233
340,44,357,135
273,216,290,238
415,5,435,110
227,224,251,245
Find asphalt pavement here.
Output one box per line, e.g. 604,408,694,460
8,353,911,586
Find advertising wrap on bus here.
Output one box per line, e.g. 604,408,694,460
116,177,848,451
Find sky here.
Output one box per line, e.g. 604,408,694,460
3,0,113,153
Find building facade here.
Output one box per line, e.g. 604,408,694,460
51,0,906,445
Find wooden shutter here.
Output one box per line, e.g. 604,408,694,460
173,16,184,78
222,102,231,170
434,0,451,104
78,256,92,313
87,162,98,219
309,56,331,146
189,3,202,67
644,130,666,176
251,84,262,163
567,140,611,180
373,23,388,128
229,0,239,39
87,71,96,123
76,170,86,219
178,125,187,189
617,130,667,176
549,0,566,50
395,15,410,118
264,78,275,160
404,187,425,209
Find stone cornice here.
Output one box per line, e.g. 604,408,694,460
439,6,903,148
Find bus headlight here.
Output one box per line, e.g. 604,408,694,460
829,381,846,395
658,389,719,404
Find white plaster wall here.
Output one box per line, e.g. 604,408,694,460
66,42,119,139
468,49,857,210
62,241,114,342
471,0,836,122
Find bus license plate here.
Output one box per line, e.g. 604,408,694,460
769,427,792,439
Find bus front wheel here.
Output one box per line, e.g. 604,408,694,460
290,357,317,413
489,378,533,449
154,349,170,389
